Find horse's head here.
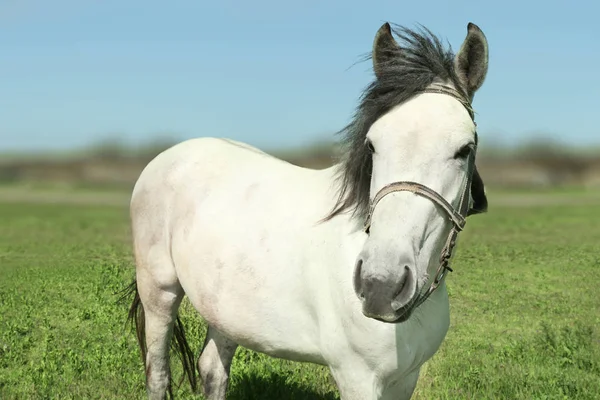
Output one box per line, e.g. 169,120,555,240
348,22,489,323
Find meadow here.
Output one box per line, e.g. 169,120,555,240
0,190,599,399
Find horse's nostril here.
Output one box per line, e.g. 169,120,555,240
394,267,410,297
391,266,415,311
353,259,364,300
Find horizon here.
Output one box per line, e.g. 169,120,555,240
1,1,599,153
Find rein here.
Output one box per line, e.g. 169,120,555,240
362,83,478,309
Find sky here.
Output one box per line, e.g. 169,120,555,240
1,0,599,153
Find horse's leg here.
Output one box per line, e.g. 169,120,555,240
380,369,421,400
197,326,238,400
331,364,421,400
137,272,184,400
329,363,381,400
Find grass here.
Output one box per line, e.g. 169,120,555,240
0,192,599,399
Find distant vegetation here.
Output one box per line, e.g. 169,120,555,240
1,135,600,190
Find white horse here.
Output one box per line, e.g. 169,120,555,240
125,21,489,400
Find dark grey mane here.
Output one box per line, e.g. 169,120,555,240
324,24,464,222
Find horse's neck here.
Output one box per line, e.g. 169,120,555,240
315,166,368,302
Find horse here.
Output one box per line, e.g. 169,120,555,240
125,21,490,400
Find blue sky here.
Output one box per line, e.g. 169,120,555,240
1,0,598,152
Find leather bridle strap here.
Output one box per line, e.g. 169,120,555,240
421,85,475,121
363,181,466,234
414,147,476,307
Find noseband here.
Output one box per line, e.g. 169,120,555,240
362,84,478,308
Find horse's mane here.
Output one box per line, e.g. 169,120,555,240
324,24,463,222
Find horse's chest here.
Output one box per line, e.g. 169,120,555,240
391,297,450,376
340,290,450,379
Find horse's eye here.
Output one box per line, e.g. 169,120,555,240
366,140,375,153
454,144,472,160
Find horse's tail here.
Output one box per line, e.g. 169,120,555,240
171,306,198,394
122,279,198,395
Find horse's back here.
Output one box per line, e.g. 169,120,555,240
131,136,302,214
130,137,281,250
130,136,309,262
136,136,284,181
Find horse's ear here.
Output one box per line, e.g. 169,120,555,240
468,165,488,216
454,22,489,100
372,22,401,80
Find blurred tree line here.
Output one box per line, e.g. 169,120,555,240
1,134,599,189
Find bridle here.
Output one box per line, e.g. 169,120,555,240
362,83,479,308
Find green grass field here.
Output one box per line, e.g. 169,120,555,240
1,192,599,399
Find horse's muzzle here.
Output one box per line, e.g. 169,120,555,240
353,259,418,323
